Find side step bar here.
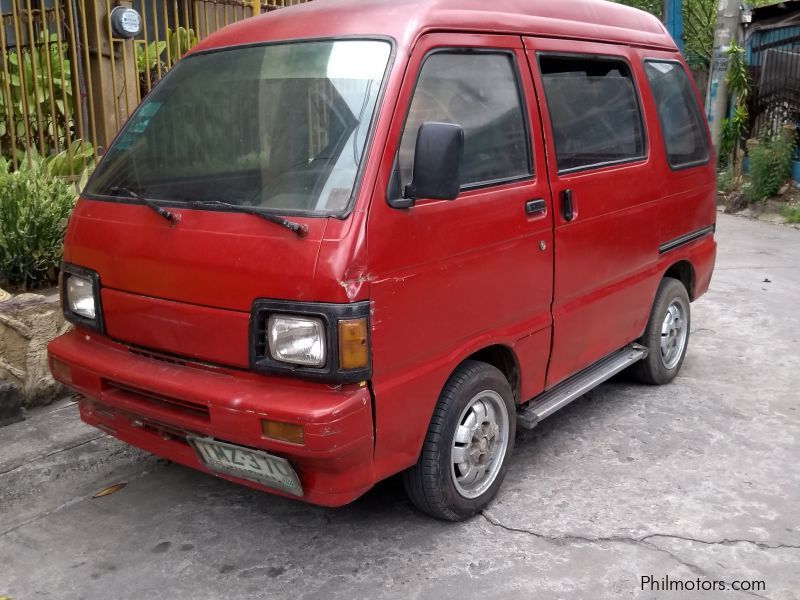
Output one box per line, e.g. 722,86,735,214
517,343,648,430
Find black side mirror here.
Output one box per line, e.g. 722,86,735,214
403,122,464,204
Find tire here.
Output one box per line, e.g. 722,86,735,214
631,277,691,385
402,360,516,521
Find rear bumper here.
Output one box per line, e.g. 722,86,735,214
48,329,376,506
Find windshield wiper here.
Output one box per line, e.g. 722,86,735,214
184,200,308,237
108,186,179,225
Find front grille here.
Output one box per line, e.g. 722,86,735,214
128,347,191,367
128,345,228,372
103,380,210,423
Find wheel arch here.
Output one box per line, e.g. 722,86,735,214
663,259,696,300
462,344,521,403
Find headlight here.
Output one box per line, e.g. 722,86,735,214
250,299,370,383
66,274,97,319
268,315,326,367
61,264,103,332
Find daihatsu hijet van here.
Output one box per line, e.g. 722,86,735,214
49,0,716,520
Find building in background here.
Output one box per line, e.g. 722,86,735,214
745,0,800,143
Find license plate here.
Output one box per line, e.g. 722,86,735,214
188,437,303,496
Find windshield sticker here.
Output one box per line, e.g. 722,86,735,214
130,102,162,133
115,102,162,149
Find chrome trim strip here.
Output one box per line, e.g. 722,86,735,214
658,224,715,255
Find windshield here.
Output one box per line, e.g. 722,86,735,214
85,39,392,216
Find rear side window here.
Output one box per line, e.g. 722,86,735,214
539,55,646,173
644,61,710,169
398,51,531,190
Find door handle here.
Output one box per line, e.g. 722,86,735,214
525,198,547,216
561,189,575,222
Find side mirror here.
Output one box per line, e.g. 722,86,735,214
404,122,464,203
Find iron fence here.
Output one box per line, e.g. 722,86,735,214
0,0,310,172
747,26,800,143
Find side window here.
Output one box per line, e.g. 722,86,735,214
644,61,710,169
539,55,646,172
398,51,531,191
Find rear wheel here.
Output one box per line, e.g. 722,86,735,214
632,277,691,385
403,360,515,521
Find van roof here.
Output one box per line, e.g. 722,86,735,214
196,0,677,54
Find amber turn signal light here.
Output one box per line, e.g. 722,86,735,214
261,419,304,444
338,318,369,370
50,358,72,384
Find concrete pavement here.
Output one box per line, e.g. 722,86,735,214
1,213,798,600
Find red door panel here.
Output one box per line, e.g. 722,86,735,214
367,34,555,480
524,37,663,387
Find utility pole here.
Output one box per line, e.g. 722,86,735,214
706,0,742,153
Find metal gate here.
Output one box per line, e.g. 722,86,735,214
0,0,309,172
747,25,800,141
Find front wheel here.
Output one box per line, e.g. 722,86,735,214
403,360,515,521
631,277,691,385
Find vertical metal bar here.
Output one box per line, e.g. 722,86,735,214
38,4,61,155
120,37,132,116
192,0,199,40
78,0,106,148
161,0,172,69
103,0,120,135
213,0,219,33
64,0,88,148
139,0,152,92
150,0,162,80
170,0,180,63
23,0,47,153
181,0,190,51
10,0,34,164
87,0,108,148
0,16,20,169
51,0,74,163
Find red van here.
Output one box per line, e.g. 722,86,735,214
48,0,716,520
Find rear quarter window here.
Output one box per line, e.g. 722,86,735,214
644,60,710,169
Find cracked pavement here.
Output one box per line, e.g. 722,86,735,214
1,214,798,599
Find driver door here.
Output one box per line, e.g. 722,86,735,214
366,33,555,479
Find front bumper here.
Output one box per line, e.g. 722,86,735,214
48,329,376,506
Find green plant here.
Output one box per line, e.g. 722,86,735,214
0,159,76,290
717,168,735,194
721,41,750,178
744,129,794,202
0,32,76,162
41,140,95,178
135,28,198,98
168,27,198,61
780,202,800,223
135,40,168,74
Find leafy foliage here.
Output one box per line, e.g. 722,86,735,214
780,202,800,223
716,168,735,194
719,42,750,181
0,158,76,290
135,27,198,98
614,0,776,66
744,128,794,202
0,32,77,165
135,40,168,74
41,140,95,181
